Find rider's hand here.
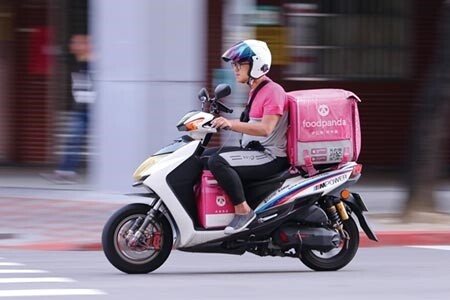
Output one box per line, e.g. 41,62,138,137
211,117,233,130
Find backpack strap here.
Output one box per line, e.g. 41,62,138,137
302,150,318,177
336,147,350,170
240,80,270,122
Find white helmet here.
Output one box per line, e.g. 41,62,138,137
222,39,272,79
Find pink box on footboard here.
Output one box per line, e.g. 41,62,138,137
196,170,235,229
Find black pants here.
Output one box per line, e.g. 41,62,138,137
205,147,289,206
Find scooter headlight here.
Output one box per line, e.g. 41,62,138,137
133,154,168,181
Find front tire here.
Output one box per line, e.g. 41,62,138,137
102,203,173,274
300,216,359,271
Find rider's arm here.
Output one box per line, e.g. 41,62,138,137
211,84,285,135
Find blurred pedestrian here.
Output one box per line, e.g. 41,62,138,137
42,34,95,183
404,1,450,220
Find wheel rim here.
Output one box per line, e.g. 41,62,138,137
113,214,164,264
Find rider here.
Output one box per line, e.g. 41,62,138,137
209,40,290,234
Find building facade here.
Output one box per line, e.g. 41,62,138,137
0,0,448,191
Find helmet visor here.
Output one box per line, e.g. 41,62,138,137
222,42,254,62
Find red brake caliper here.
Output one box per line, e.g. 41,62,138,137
151,232,162,250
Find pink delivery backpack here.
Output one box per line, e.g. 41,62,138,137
286,89,361,176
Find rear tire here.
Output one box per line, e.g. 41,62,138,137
300,216,359,271
102,203,173,274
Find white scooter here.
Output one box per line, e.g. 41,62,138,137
102,84,378,274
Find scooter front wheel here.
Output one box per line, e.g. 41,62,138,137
102,203,173,274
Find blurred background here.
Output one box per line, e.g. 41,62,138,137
0,0,448,216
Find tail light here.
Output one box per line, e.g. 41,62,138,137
350,164,363,178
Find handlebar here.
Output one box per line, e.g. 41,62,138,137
209,100,233,115
198,84,233,115
216,101,233,114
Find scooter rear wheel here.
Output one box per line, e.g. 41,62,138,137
300,216,359,271
102,203,173,274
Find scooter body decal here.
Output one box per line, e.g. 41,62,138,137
255,170,352,213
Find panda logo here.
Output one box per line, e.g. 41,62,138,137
318,104,330,117
216,196,226,207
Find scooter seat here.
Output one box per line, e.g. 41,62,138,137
244,169,298,189
245,162,340,189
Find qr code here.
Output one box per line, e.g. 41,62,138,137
329,148,343,162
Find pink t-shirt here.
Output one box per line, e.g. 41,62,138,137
248,79,288,118
242,78,289,157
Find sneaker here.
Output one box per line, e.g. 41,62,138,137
224,211,256,235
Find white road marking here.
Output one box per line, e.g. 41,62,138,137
0,289,105,297
0,270,48,274
0,277,75,284
0,258,107,296
0,262,24,266
410,245,450,251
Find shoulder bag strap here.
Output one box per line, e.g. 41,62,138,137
240,80,270,122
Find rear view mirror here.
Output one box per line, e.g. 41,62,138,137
198,88,209,102
214,84,231,100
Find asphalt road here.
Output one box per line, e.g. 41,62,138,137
0,247,449,299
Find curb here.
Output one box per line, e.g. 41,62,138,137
0,242,102,251
361,230,450,247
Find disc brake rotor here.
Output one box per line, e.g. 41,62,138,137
115,215,163,263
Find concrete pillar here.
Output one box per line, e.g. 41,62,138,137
90,0,206,192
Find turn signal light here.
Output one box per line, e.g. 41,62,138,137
340,189,351,200
185,118,204,131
